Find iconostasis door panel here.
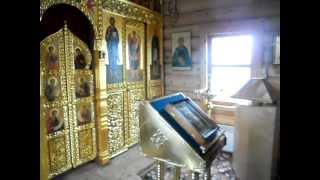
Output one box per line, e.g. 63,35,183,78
147,21,164,99
102,13,147,157
41,28,72,179
103,13,128,157
105,90,127,157
40,25,96,179
125,20,146,146
125,20,145,84
126,88,145,146
98,11,162,161
68,30,97,167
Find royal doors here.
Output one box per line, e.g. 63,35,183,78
40,24,96,179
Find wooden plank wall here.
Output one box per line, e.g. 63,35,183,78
162,0,280,124
163,0,280,98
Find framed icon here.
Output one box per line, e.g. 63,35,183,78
46,45,59,70
126,21,145,82
45,76,61,102
171,32,192,70
75,76,92,98
77,103,94,125
47,108,64,134
165,98,218,145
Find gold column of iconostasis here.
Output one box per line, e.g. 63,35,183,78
96,10,164,161
40,24,97,179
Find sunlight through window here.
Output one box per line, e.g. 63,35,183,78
210,35,253,99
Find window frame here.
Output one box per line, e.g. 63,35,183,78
207,34,253,100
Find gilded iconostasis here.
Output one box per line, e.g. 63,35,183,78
40,1,164,180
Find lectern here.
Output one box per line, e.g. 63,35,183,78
139,93,226,179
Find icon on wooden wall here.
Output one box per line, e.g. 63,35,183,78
171,32,192,70
46,46,59,70
151,28,161,80
105,16,123,84
76,76,91,98
77,104,92,125
47,108,64,134
45,76,60,102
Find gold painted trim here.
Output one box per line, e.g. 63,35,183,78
101,0,163,24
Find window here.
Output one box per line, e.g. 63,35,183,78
209,35,253,101
273,35,280,64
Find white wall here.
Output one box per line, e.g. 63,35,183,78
163,0,280,99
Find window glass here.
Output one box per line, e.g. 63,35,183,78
211,35,253,65
210,67,251,97
210,34,253,99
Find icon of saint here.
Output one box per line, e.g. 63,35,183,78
47,109,64,134
106,17,120,67
128,31,140,70
78,105,92,125
172,37,192,67
74,48,87,69
76,77,90,98
45,77,60,102
151,30,161,79
105,17,123,84
46,46,59,70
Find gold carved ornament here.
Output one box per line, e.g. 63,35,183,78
126,88,145,146
64,27,97,167
105,92,126,156
101,0,162,24
40,24,97,179
40,28,73,179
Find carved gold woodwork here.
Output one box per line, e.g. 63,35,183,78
105,91,127,156
40,29,73,179
97,13,149,160
126,88,145,146
124,19,146,147
125,20,145,83
146,21,164,100
40,24,97,179
41,0,164,170
101,0,162,24
67,30,97,167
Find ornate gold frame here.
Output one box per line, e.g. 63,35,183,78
146,20,164,100
41,1,164,179
40,24,97,179
40,29,73,179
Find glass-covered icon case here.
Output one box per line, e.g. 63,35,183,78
140,93,226,173
148,93,224,155
165,98,219,148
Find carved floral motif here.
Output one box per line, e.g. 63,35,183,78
127,88,144,146
106,92,125,155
